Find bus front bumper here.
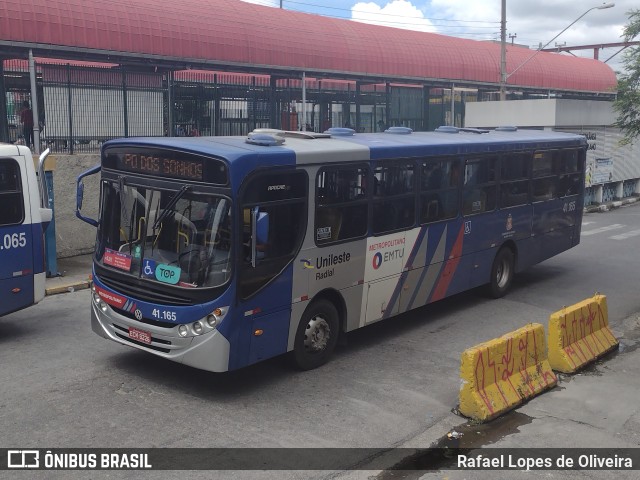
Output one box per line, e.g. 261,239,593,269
91,301,231,373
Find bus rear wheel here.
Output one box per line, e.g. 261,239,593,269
292,299,340,370
488,247,514,298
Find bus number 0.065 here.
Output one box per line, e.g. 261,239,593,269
152,309,177,321
2,233,27,250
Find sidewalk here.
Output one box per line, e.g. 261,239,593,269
44,253,93,296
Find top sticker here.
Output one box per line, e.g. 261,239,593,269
155,263,181,285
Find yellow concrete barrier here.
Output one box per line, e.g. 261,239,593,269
548,294,618,373
459,323,557,422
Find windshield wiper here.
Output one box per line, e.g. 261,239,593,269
152,185,190,230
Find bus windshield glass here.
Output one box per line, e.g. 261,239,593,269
96,181,232,289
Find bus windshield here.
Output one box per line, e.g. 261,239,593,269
96,180,232,289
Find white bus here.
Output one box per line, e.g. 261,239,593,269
0,144,52,317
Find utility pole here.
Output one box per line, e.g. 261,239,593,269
499,0,507,101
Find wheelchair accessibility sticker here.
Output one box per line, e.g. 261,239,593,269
142,259,157,279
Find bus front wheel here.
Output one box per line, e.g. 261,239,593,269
488,247,514,298
292,299,340,370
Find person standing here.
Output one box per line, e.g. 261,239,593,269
20,101,34,149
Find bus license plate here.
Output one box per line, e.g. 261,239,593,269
128,326,152,345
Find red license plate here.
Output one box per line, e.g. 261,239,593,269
128,326,152,345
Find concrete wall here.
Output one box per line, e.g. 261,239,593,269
464,98,617,129
50,154,100,258
465,98,558,128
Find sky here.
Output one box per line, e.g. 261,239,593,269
240,0,636,74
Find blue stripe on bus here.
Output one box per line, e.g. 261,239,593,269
405,223,449,310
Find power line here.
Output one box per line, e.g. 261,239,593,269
280,0,500,25
242,0,499,33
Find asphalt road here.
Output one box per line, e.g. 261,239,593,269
1,203,639,479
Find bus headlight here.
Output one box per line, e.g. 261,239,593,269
206,314,218,328
100,302,108,312
192,321,204,335
178,325,188,337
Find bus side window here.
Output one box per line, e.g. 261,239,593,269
0,158,25,226
556,150,581,197
532,151,557,202
372,161,415,234
315,165,368,244
500,152,530,208
463,156,497,215
419,158,459,224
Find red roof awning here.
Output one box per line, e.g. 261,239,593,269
0,0,617,93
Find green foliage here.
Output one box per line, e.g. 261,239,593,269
614,10,640,145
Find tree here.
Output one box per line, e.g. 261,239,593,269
614,9,640,145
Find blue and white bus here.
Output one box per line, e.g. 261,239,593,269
0,144,52,317
77,127,586,371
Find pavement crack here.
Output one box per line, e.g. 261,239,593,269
535,413,600,430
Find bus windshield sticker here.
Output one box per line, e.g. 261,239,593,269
317,226,331,241
155,263,181,285
103,248,132,272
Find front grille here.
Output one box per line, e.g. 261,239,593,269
112,307,176,329
113,324,172,353
98,273,193,306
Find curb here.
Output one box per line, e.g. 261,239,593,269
584,197,639,213
45,279,91,296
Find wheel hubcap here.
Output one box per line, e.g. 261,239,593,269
304,315,330,353
497,259,510,288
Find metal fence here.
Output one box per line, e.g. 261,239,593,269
2,59,466,153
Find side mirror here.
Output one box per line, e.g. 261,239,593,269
256,212,269,245
250,208,269,267
37,148,51,209
75,164,101,227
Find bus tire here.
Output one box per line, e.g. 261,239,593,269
488,247,514,298
292,299,340,370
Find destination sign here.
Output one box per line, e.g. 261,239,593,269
118,153,203,181
103,147,228,185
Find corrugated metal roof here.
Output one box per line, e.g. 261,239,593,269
0,0,617,93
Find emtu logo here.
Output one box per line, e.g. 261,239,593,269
372,252,383,270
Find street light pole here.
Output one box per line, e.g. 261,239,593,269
499,2,614,101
